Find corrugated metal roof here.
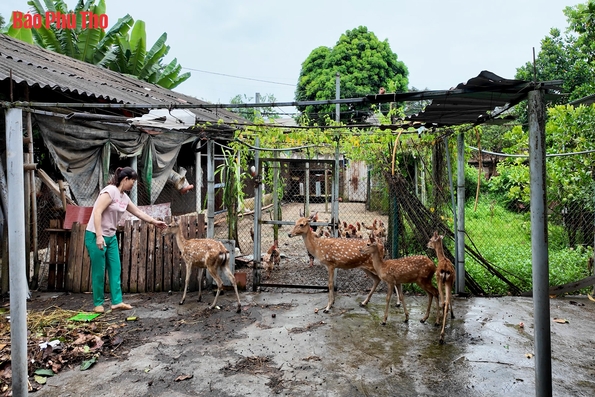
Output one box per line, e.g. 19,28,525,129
0,34,240,124
366,71,563,127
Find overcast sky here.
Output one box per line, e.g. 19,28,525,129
0,0,582,115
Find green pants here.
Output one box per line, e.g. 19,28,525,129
84,231,124,307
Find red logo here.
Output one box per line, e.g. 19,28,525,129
12,11,108,30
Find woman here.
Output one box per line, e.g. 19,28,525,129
85,167,167,313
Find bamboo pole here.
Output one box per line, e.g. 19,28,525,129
27,112,40,288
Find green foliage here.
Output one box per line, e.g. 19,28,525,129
464,195,592,295
295,26,408,125
4,0,189,89
228,93,280,122
488,159,531,211
215,148,246,242
545,104,595,211
564,0,595,63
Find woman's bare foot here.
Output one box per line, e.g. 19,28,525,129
93,306,105,313
111,303,133,310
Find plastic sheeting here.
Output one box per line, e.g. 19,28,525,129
36,115,195,206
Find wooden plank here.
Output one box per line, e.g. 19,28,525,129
80,225,91,293
71,223,84,293
36,168,76,206
137,221,148,292
171,216,182,292
185,215,199,291
65,222,77,291
59,230,69,290
47,220,59,290
521,275,595,297
196,213,205,238
154,223,163,292
129,221,140,293
163,216,173,292
146,223,156,292
56,225,66,290
121,221,132,292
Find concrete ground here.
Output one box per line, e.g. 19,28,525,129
32,291,595,397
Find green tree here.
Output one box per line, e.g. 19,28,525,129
229,93,280,122
106,19,190,89
515,28,594,105
4,0,189,89
0,14,5,30
488,104,595,247
564,0,595,63
295,26,408,125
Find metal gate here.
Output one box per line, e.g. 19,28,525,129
252,154,339,291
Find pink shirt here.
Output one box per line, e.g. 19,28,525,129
86,185,130,237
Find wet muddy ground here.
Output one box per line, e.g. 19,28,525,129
25,289,595,397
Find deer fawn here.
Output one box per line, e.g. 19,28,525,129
288,217,381,313
427,231,455,344
360,235,440,325
262,242,280,279
162,217,241,313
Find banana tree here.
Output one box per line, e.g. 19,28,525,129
5,0,189,89
106,20,190,89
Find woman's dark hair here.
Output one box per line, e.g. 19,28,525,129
110,167,138,186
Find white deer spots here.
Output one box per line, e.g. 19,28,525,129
288,217,382,312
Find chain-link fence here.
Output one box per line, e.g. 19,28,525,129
22,136,595,296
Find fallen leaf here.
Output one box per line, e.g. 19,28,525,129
126,316,138,321
175,374,193,382
553,318,569,324
34,369,54,377
588,294,595,302
34,375,47,385
80,357,97,371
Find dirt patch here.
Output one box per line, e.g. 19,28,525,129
221,355,285,393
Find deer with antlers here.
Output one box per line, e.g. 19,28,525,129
162,217,241,313
427,231,455,344
288,217,382,312
360,235,440,325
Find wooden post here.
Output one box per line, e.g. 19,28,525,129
26,112,40,289
58,180,68,210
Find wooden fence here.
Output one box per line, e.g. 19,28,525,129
51,213,205,293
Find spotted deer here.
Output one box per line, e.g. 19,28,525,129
288,217,382,312
163,217,241,313
427,231,455,344
262,242,280,279
360,235,440,325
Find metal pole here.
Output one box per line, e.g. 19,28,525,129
444,137,458,270
332,72,340,237
6,108,28,397
252,137,262,291
304,162,310,216
272,151,279,243
130,156,138,205
332,73,341,289
207,139,215,238
456,131,466,293
324,164,329,213
528,88,552,397
195,150,202,214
